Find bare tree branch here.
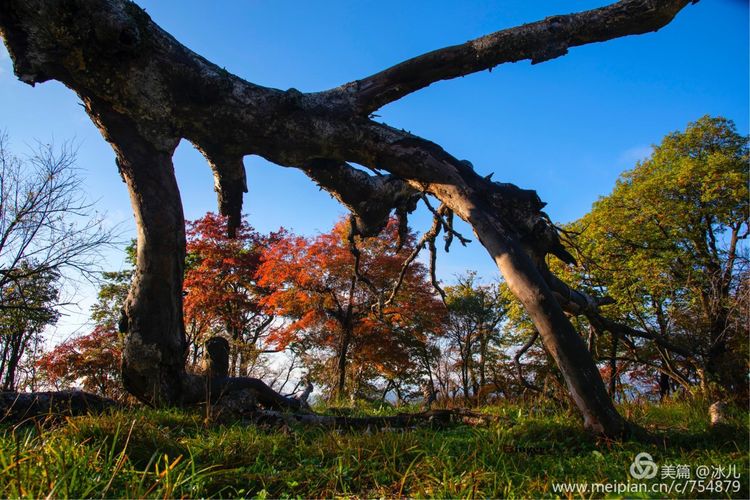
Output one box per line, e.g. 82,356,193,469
332,0,694,113
300,159,418,237
514,330,542,393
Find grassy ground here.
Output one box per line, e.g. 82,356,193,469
0,397,746,498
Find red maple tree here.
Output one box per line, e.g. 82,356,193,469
183,212,279,375
36,325,123,399
256,217,446,400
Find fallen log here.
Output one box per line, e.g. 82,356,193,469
0,390,119,424
233,408,505,430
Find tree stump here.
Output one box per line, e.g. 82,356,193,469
204,336,230,379
709,401,728,427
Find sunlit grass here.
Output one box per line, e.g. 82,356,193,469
0,396,746,498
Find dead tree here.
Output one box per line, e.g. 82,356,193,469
0,0,695,436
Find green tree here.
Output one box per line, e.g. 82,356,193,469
89,241,135,332
573,116,748,399
0,262,60,390
443,273,509,403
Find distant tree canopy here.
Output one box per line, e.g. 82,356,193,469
37,245,133,400
36,324,122,398
442,273,508,403
561,116,748,400
0,263,59,391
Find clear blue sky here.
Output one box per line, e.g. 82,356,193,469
0,0,747,337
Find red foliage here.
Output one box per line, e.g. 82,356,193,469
183,213,279,356
257,216,446,384
36,325,123,398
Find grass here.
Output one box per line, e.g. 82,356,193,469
0,396,746,498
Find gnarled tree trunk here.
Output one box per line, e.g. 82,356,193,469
0,0,694,436
94,108,187,405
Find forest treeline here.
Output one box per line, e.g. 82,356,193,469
3,116,747,408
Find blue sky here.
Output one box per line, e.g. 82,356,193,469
0,0,747,338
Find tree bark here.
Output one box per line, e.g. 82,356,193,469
0,0,694,436
1,390,119,423
659,371,671,400
1,334,22,391
336,327,352,399
477,229,624,434
89,105,187,406
204,337,230,379
478,331,488,391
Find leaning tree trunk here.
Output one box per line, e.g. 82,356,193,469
472,223,625,435
0,0,694,436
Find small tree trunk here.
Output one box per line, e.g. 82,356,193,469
587,324,597,354
2,333,23,391
191,340,200,369
461,359,471,403
658,371,671,401
394,384,404,406
470,369,480,401
336,327,352,399
381,379,393,402
478,334,488,391
422,378,437,409
203,336,229,403
204,337,230,379
0,342,9,388
608,334,618,397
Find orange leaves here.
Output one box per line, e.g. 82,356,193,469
256,215,446,375
36,325,123,398
183,212,270,342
